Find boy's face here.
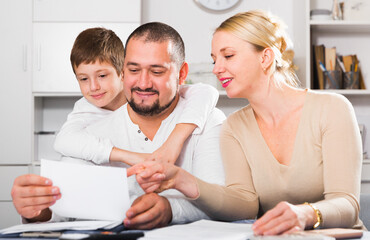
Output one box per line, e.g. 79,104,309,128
74,61,125,111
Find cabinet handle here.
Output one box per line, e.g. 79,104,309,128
23,45,27,72
37,45,42,71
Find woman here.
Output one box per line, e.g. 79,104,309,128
128,10,363,235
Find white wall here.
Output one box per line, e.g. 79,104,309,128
142,0,306,84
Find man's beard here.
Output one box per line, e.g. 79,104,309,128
127,87,177,116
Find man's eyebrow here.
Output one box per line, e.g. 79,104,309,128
126,62,139,66
150,65,167,69
126,62,167,69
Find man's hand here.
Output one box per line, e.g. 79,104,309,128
123,193,172,229
11,174,61,222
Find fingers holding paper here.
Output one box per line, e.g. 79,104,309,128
11,174,61,221
124,193,172,229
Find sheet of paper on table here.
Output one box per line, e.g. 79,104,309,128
141,220,336,240
0,221,121,235
142,219,253,240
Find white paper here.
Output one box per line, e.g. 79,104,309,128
141,219,253,240
0,221,120,234
40,159,130,222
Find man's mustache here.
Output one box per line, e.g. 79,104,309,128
131,87,159,94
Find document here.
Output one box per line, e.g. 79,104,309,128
0,221,120,235
41,159,130,222
141,219,253,240
140,220,335,240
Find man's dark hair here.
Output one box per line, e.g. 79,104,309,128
124,22,185,68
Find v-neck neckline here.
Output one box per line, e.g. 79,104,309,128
249,89,310,168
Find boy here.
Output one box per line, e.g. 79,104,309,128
54,27,219,166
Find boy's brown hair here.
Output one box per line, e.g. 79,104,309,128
70,27,124,75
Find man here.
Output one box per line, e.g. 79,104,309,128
11,22,225,229
86,22,226,229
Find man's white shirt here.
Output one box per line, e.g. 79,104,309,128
81,97,226,223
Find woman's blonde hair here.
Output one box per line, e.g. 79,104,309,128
215,10,298,87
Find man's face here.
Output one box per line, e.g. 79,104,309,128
75,61,124,111
123,38,180,116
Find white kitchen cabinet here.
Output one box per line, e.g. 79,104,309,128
0,202,21,229
0,0,142,227
0,166,29,229
0,0,32,165
32,0,140,93
362,160,370,193
33,0,140,23
33,22,138,93
34,96,81,162
0,167,29,201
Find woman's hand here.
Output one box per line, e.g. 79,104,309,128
252,201,316,235
127,161,179,193
127,161,199,198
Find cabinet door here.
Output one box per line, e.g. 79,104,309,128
0,166,30,229
0,0,32,164
33,23,139,93
33,0,140,22
362,161,370,193
0,202,20,229
0,166,29,201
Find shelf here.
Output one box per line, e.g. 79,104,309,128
310,20,370,25
33,92,82,97
220,89,370,97
311,89,370,96
310,20,370,32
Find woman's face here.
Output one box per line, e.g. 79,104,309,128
211,31,264,98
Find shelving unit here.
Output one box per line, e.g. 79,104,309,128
307,0,370,193
307,22,370,94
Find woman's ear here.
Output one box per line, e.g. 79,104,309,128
261,48,275,71
178,62,189,85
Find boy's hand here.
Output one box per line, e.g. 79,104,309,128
147,140,183,164
110,147,150,166
123,193,172,229
11,174,61,222
147,123,197,164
